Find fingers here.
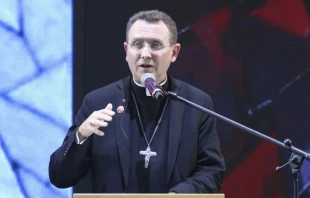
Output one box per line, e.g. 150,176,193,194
92,127,105,136
86,124,104,136
99,109,115,116
79,103,115,138
91,119,108,127
91,103,115,121
98,104,115,116
105,103,113,110
95,112,114,121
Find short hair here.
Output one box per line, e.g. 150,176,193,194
126,10,178,45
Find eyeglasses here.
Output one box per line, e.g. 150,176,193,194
130,41,172,51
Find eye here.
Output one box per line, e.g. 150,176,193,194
132,41,143,49
150,42,162,50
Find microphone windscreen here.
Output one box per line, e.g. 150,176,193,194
140,73,155,86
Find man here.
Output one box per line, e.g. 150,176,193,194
49,10,225,193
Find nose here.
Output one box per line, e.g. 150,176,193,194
140,46,152,59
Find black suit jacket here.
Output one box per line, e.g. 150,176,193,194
49,75,226,193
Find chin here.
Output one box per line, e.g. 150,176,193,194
139,70,154,76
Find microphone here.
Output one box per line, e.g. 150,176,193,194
140,73,165,100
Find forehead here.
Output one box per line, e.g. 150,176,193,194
128,20,170,42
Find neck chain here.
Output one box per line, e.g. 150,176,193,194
131,89,169,147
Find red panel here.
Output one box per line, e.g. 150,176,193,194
249,0,310,37
221,134,285,198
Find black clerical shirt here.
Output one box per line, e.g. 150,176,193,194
127,78,170,193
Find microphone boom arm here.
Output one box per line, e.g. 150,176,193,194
165,90,309,198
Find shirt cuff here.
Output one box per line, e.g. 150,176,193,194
76,131,88,144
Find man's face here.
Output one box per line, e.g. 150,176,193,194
124,20,180,84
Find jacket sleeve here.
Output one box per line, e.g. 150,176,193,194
49,94,94,188
170,97,226,193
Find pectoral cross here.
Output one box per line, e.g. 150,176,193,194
139,146,157,168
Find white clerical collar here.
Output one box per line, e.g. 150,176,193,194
133,76,167,96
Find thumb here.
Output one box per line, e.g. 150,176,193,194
105,103,113,110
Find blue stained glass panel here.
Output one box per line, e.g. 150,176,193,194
0,0,73,197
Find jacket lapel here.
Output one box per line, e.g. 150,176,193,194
113,77,131,192
166,78,185,184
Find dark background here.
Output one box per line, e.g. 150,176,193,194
73,0,310,197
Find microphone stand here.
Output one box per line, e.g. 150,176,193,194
165,91,310,198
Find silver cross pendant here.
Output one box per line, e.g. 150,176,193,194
139,146,157,168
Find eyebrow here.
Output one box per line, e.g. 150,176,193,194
130,37,163,43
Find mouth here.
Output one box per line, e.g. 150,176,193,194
139,64,154,68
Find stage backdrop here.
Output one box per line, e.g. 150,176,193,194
0,0,72,198
73,1,310,198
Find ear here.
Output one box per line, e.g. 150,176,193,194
124,42,128,61
171,43,181,62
